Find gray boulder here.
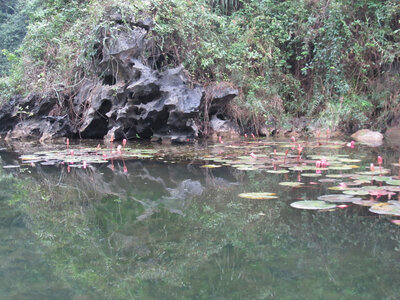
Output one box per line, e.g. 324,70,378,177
350,129,383,146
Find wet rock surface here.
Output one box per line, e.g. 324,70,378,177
350,129,384,146
0,16,237,143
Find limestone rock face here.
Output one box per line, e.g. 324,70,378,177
350,129,384,146
74,64,204,143
0,15,238,143
0,94,71,141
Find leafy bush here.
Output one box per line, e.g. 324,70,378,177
0,0,399,131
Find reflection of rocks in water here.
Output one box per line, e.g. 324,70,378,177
18,159,237,217
163,180,204,216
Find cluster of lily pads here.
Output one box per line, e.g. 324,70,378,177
8,138,400,222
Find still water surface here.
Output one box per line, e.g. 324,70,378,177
0,139,400,299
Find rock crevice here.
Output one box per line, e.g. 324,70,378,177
0,15,238,142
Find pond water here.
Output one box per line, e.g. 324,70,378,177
1,138,400,299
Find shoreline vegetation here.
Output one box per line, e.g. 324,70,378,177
0,0,399,140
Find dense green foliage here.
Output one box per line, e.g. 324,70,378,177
0,0,29,75
0,0,399,132
151,0,400,131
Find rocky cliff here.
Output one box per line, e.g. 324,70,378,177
0,14,237,143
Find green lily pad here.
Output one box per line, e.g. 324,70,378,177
20,155,41,161
301,173,322,177
329,165,353,170
326,174,346,178
232,164,252,169
238,192,278,200
308,155,341,160
289,166,314,171
318,178,338,183
236,166,258,171
40,161,60,166
384,186,400,192
357,169,390,175
387,180,400,186
3,165,20,169
338,158,361,163
267,170,289,174
270,152,295,157
318,194,360,203
373,176,392,182
343,190,369,196
353,175,373,181
361,185,380,190
279,182,304,187
388,201,400,208
290,200,336,210
343,181,362,186
369,204,400,216
328,186,349,191
201,164,221,168
352,199,378,206
202,157,217,161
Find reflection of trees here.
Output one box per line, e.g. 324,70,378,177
7,158,400,299
0,159,81,299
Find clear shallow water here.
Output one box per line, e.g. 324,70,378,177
1,139,400,299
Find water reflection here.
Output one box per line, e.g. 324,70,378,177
0,142,400,299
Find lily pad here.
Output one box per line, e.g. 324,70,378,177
3,165,20,169
329,165,353,170
201,164,221,168
236,166,258,171
361,185,380,190
369,203,400,216
301,173,322,177
339,158,362,163
279,182,304,187
238,192,278,200
318,178,338,183
384,186,400,192
388,201,400,208
373,176,392,182
328,186,350,191
267,170,289,174
326,174,346,178
318,194,360,203
290,200,336,210
40,161,60,166
387,179,400,186
343,189,369,196
289,166,314,171
20,155,41,161
357,169,390,175
352,199,378,206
